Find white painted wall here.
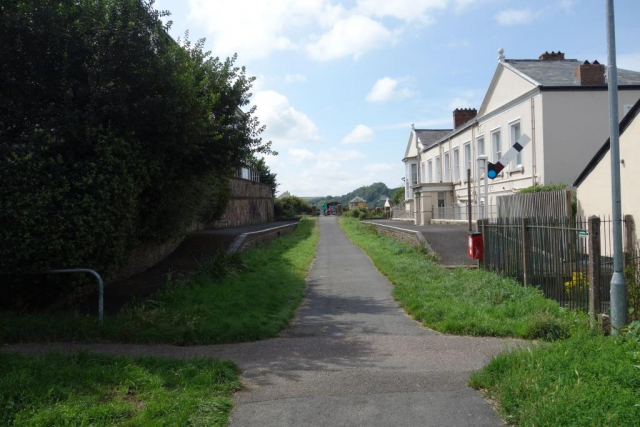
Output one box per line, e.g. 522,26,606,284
481,66,536,116
542,89,640,187
577,110,640,221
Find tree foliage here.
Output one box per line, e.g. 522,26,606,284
274,196,311,218
391,187,405,206
248,156,278,197
308,182,400,209
0,0,271,286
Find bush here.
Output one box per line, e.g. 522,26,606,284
0,1,269,301
274,196,311,218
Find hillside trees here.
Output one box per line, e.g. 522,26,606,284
0,0,271,285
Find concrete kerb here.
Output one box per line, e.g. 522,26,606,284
364,222,435,255
227,222,299,255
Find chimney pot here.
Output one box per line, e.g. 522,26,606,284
453,108,477,128
539,50,566,61
574,61,605,85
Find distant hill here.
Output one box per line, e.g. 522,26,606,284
307,182,401,208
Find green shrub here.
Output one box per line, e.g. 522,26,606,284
0,0,270,300
274,196,311,218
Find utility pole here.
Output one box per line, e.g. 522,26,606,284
606,0,626,334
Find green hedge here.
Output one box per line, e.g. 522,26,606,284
0,1,268,301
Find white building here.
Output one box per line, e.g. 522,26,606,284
574,98,640,224
402,50,640,225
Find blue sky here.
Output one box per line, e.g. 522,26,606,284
155,0,640,197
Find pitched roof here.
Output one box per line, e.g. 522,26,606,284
415,129,452,150
573,97,640,187
349,196,366,203
505,59,640,87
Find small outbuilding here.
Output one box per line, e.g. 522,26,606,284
349,196,367,210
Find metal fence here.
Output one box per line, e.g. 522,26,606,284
391,208,413,220
433,205,498,221
482,215,634,314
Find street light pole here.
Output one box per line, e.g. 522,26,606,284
606,0,626,334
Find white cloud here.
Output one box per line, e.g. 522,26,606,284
366,77,413,102
306,15,392,61
253,90,320,144
288,148,316,163
284,74,307,83
495,8,538,26
356,0,447,23
341,124,374,144
363,162,398,172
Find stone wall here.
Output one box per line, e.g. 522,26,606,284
364,222,433,253
227,222,298,254
210,178,274,229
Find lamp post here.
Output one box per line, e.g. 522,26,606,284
605,0,626,334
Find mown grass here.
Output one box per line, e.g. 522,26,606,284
340,218,639,425
0,351,241,426
339,217,581,340
0,218,319,344
470,332,640,426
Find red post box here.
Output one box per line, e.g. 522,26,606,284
468,232,483,260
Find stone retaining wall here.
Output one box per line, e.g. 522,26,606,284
364,222,433,253
227,222,298,254
210,178,274,229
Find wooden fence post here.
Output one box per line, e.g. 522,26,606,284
624,214,635,269
522,217,531,287
588,216,601,327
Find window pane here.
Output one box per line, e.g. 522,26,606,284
477,137,485,156
444,153,450,181
436,157,441,181
428,160,433,183
464,143,471,174
421,163,425,183
511,123,522,166
411,164,418,185
492,132,501,162
453,149,460,181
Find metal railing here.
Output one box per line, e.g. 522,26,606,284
433,205,498,221
391,208,413,220
235,166,260,183
481,215,633,314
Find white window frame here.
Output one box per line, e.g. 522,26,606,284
491,129,502,163
509,120,522,167
464,142,471,180
453,148,460,182
444,151,451,182
420,162,425,184
435,156,441,182
427,160,433,183
476,135,485,156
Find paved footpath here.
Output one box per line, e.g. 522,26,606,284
7,216,519,426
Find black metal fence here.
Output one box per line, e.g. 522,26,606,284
482,215,635,314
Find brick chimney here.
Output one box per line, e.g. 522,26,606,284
453,108,477,128
574,60,605,85
539,51,565,61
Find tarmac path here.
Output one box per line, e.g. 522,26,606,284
7,216,519,426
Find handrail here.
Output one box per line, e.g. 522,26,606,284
44,269,104,325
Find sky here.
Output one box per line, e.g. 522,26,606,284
155,0,640,197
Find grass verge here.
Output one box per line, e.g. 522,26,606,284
1,351,241,426
338,217,581,340
470,332,640,426
0,218,319,344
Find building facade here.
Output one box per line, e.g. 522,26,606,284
402,50,640,225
